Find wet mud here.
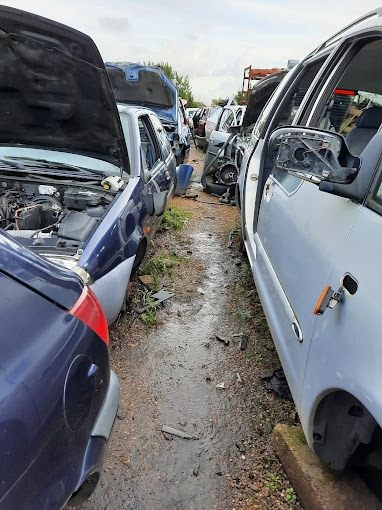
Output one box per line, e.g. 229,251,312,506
78,147,299,510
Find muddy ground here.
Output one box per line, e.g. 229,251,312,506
79,146,301,510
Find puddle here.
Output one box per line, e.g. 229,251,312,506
79,227,242,510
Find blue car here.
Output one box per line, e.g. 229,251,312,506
106,62,191,165
0,227,119,509
0,7,177,324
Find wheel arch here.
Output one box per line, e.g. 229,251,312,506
312,389,378,470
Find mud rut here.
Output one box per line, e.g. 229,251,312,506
77,148,298,510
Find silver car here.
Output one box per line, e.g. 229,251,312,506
239,7,382,471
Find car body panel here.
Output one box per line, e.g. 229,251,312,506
0,244,117,509
0,5,129,171
0,229,83,309
106,63,191,165
302,205,382,444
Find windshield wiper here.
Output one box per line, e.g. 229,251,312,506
0,158,26,170
4,157,106,177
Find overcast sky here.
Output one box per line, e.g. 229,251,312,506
2,0,382,103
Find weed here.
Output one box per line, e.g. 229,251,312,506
161,206,191,231
140,254,172,290
266,473,282,490
240,309,252,324
285,487,297,504
132,291,157,327
257,354,263,362
204,342,211,349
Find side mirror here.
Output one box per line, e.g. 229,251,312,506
228,125,241,135
143,169,151,184
268,126,359,184
153,190,168,217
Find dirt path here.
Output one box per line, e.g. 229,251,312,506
79,146,300,510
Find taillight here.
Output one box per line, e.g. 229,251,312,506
68,286,109,345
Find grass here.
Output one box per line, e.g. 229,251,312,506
267,473,282,490
132,290,157,327
161,206,191,231
140,251,188,291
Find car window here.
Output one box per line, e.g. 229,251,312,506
209,107,222,126
314,39,382,157
138,115,160,170
368,171,382,216
118,113,134,173
220,110,235,132
255,60,326,139
267,60,327,193
149,114,171,160
236,109,243,125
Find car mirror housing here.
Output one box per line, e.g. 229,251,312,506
268,126,360,185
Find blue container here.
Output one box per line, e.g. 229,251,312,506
175,164,193,195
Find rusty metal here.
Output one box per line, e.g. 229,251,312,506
240,66,284,104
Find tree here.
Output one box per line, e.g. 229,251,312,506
144,61,197,108
211,97,224,106
234,90,243,105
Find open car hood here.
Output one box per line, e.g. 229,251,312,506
0,6,129,169
242,70,288,129
106,63,178,125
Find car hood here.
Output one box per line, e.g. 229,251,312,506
242,70,288,129
106,63,179,125
0,6,129,169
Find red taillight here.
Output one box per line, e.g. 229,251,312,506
68,286,109,345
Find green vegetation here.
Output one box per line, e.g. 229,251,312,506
266,473,282,490
132,290,157,327
285,487,297,504
161,207,191,231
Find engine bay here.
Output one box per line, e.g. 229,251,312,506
0,174,117,256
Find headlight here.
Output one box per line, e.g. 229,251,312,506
41,253,94,284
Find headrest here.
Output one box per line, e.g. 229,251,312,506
356,106,382,129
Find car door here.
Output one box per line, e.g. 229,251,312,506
149,113,176,195
301,160,382,435
253,36,382,408
205,109,236,169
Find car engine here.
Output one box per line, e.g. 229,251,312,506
0,176,116,253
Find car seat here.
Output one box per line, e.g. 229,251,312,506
346,106,382,156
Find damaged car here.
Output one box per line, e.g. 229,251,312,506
240,7,382,473
0,6,176,324
106,63,191,165
202,71,287,196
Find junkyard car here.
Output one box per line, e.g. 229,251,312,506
0,9,176,324
205,104,246,144
202,72,287,196
0,228,118,509
106,63,191,165
240,7,382,471
195,106,216,149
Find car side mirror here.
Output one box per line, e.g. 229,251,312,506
268,126,360,185
143,169,151,184
228,125,241,135
153,190,168,217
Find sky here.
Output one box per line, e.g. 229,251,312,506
2,0,382,104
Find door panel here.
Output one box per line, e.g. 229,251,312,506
256,177,360,403
204,131,232,170
302,205,382,430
